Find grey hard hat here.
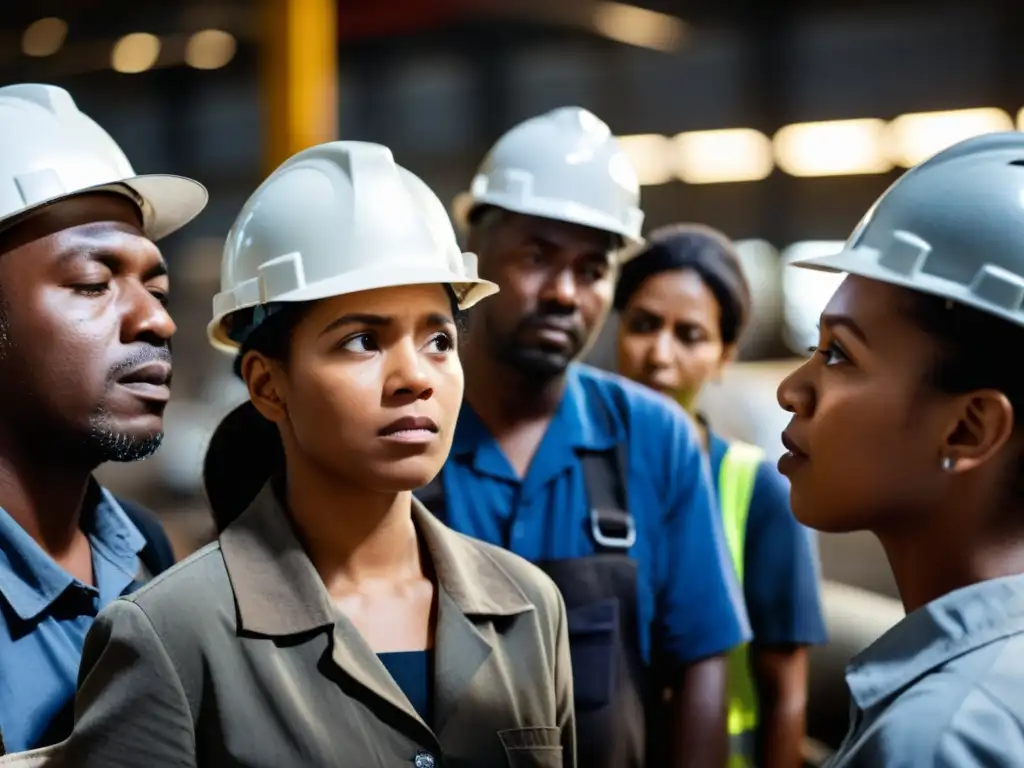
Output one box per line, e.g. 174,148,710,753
791,131,1024,328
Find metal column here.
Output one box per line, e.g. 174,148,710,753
261,0,339,175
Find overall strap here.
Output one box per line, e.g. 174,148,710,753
580,441,634,553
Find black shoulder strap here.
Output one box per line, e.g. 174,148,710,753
581,442,634,553
116,496,176,578
415,414,633,553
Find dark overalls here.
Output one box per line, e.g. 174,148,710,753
418,443,653,768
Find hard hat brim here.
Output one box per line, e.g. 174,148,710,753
787,250,851,275
452,191,645,246
791,248,1024,329
208,263,499,354
0,173,208,243
124,174,209,241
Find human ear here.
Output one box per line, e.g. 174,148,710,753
240,350,288,425
940,389,1015,473
713,343,738,382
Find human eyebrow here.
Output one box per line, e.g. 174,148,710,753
56,246,168,281
820,313,868,345
423,312,454,329
319,313,392,337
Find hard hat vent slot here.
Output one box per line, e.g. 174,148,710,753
1008,160,1024,167
968,264,1024,311
14,169,65,206
878,230,931,277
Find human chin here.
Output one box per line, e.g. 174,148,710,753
789,485,866,534
506,345,574,378
85,411,165,463
364,453,449,493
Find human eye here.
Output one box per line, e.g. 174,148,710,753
427,331,455,354
340,332,379,353
71,282,110,296
808,340,848,366
627,312,660,334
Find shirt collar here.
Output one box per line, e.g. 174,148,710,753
845,572,1024,710
451,363,626,458
220,480,536,637
0,479,146,622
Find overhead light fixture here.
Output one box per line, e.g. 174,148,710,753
111,32,161,74
1018,107,1024,132
617,134,674,186
887,107,1014,167
185,29,237,70
22,17,68,57
673,128,774,184
591,2,688,53
774,118,891,177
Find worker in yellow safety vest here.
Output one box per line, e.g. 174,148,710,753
614,223,828,767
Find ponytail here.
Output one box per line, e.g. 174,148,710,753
203,301,310,532
203,401,285,531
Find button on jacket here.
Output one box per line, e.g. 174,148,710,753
45,482,575,768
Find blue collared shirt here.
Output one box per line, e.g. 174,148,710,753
435,363,751,668
0,483,146,753
829,572,1024,767
707,430,828,647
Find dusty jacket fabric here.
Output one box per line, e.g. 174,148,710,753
10,483,574,768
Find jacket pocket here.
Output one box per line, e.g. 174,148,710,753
498,727,563,768
566,599,619,711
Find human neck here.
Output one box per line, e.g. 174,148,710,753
877,497,1024,614
692,412,710,453
284,458,424,590
461,341,567,426
0,436,94,556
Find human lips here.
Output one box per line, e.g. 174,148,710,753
378,416,439,444
115,360,172,402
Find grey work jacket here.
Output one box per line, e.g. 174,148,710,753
3,483,575,768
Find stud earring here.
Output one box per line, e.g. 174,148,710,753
941,455,955,472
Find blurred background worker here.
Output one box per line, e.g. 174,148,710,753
615,223,828,768
778,132,1024,766
417,106,751,768
0,84,206,755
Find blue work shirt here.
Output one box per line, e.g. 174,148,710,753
436,363,751,668
829,572,1024,767
0,483,146,753
707,430,828,647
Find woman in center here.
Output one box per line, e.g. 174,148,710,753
58,141,575,767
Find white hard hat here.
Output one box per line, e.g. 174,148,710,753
208,141,499,353
453,106,645,244
0,83,207,241
791,132,1024,329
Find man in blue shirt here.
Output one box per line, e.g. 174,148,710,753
418,107,751,767
0,84,206,754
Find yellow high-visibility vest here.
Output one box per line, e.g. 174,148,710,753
718,441,764,768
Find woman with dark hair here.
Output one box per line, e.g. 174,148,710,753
52,141,576,768
777,133,1024,766
615,223,827,768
